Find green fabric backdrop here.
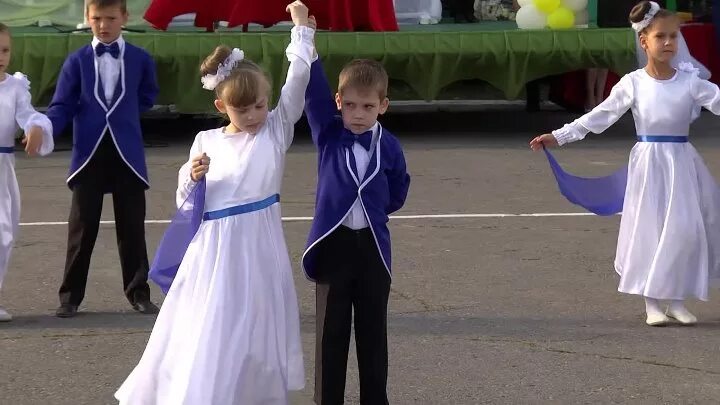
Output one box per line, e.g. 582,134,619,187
9,28,636,113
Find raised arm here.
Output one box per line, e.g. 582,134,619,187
45,56,81,138
305,57,339,147
551,75,635,145
273,25,316,151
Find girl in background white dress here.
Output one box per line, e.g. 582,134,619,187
530,1,720,327
0,23,53,322
114,2,314,403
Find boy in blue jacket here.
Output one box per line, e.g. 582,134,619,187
302,57,410,405
46,0,159,318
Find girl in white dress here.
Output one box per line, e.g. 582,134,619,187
530,1,720,327
0,23,53,322
114,2,314,403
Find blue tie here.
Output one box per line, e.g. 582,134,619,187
341,128,373,151
95,42,120,58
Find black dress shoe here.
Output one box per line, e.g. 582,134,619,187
133,300,160,314
56,304,79,318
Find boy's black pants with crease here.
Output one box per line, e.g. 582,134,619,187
314,225,391,405
58,133,151,306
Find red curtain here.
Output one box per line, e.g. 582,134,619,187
144,0,399,31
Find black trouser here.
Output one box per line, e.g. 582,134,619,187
58,134,151,307
446,0,476,18
315,226,391,405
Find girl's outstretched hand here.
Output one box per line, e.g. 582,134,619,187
530,134,558,151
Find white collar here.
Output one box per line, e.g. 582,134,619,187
91,35,125,52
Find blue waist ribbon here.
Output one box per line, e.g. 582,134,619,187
203,194,280,220
637,135,688,143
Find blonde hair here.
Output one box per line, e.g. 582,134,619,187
200,45,271,107
338,59,388,100
87,0,128,12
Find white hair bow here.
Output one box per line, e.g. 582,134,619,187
631,1,660,33
201,48,245,90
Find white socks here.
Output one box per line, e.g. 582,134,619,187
666,300,697,325
644,298,669,326
644,298,697,326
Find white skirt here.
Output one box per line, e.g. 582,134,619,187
115,204,304,405
615,142,720,301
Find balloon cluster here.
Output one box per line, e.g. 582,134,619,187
515,0,588,29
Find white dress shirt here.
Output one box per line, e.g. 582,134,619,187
341,122,380,230
91,35,124,105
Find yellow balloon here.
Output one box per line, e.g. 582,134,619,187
547,7,575,29
532,0,560,14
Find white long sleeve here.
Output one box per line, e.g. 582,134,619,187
176,133,203,208
10,73,54,156
270,25,315,151
553,75,634,146
691,73,720,115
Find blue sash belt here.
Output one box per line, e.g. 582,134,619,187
637,136,689,143
203,194,280,221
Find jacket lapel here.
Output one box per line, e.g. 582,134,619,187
346,146,360,185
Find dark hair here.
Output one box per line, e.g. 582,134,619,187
200,45,271,107
86,0,127,13
338,59,389,100
0,22,9,35
629,1,676,33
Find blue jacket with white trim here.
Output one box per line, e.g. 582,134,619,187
301,59,410,281
46,42,158,188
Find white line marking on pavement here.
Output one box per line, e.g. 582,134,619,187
19,212,603,226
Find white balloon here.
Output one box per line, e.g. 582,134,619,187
575,9,589,25
562,0,588,12
518,0,533,6
516,5,547,29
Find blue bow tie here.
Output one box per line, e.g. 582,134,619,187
95,42,120,58
341,128,373,151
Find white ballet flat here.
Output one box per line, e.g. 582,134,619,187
646,312,670,326
666,307,697,325
0,307,12,322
